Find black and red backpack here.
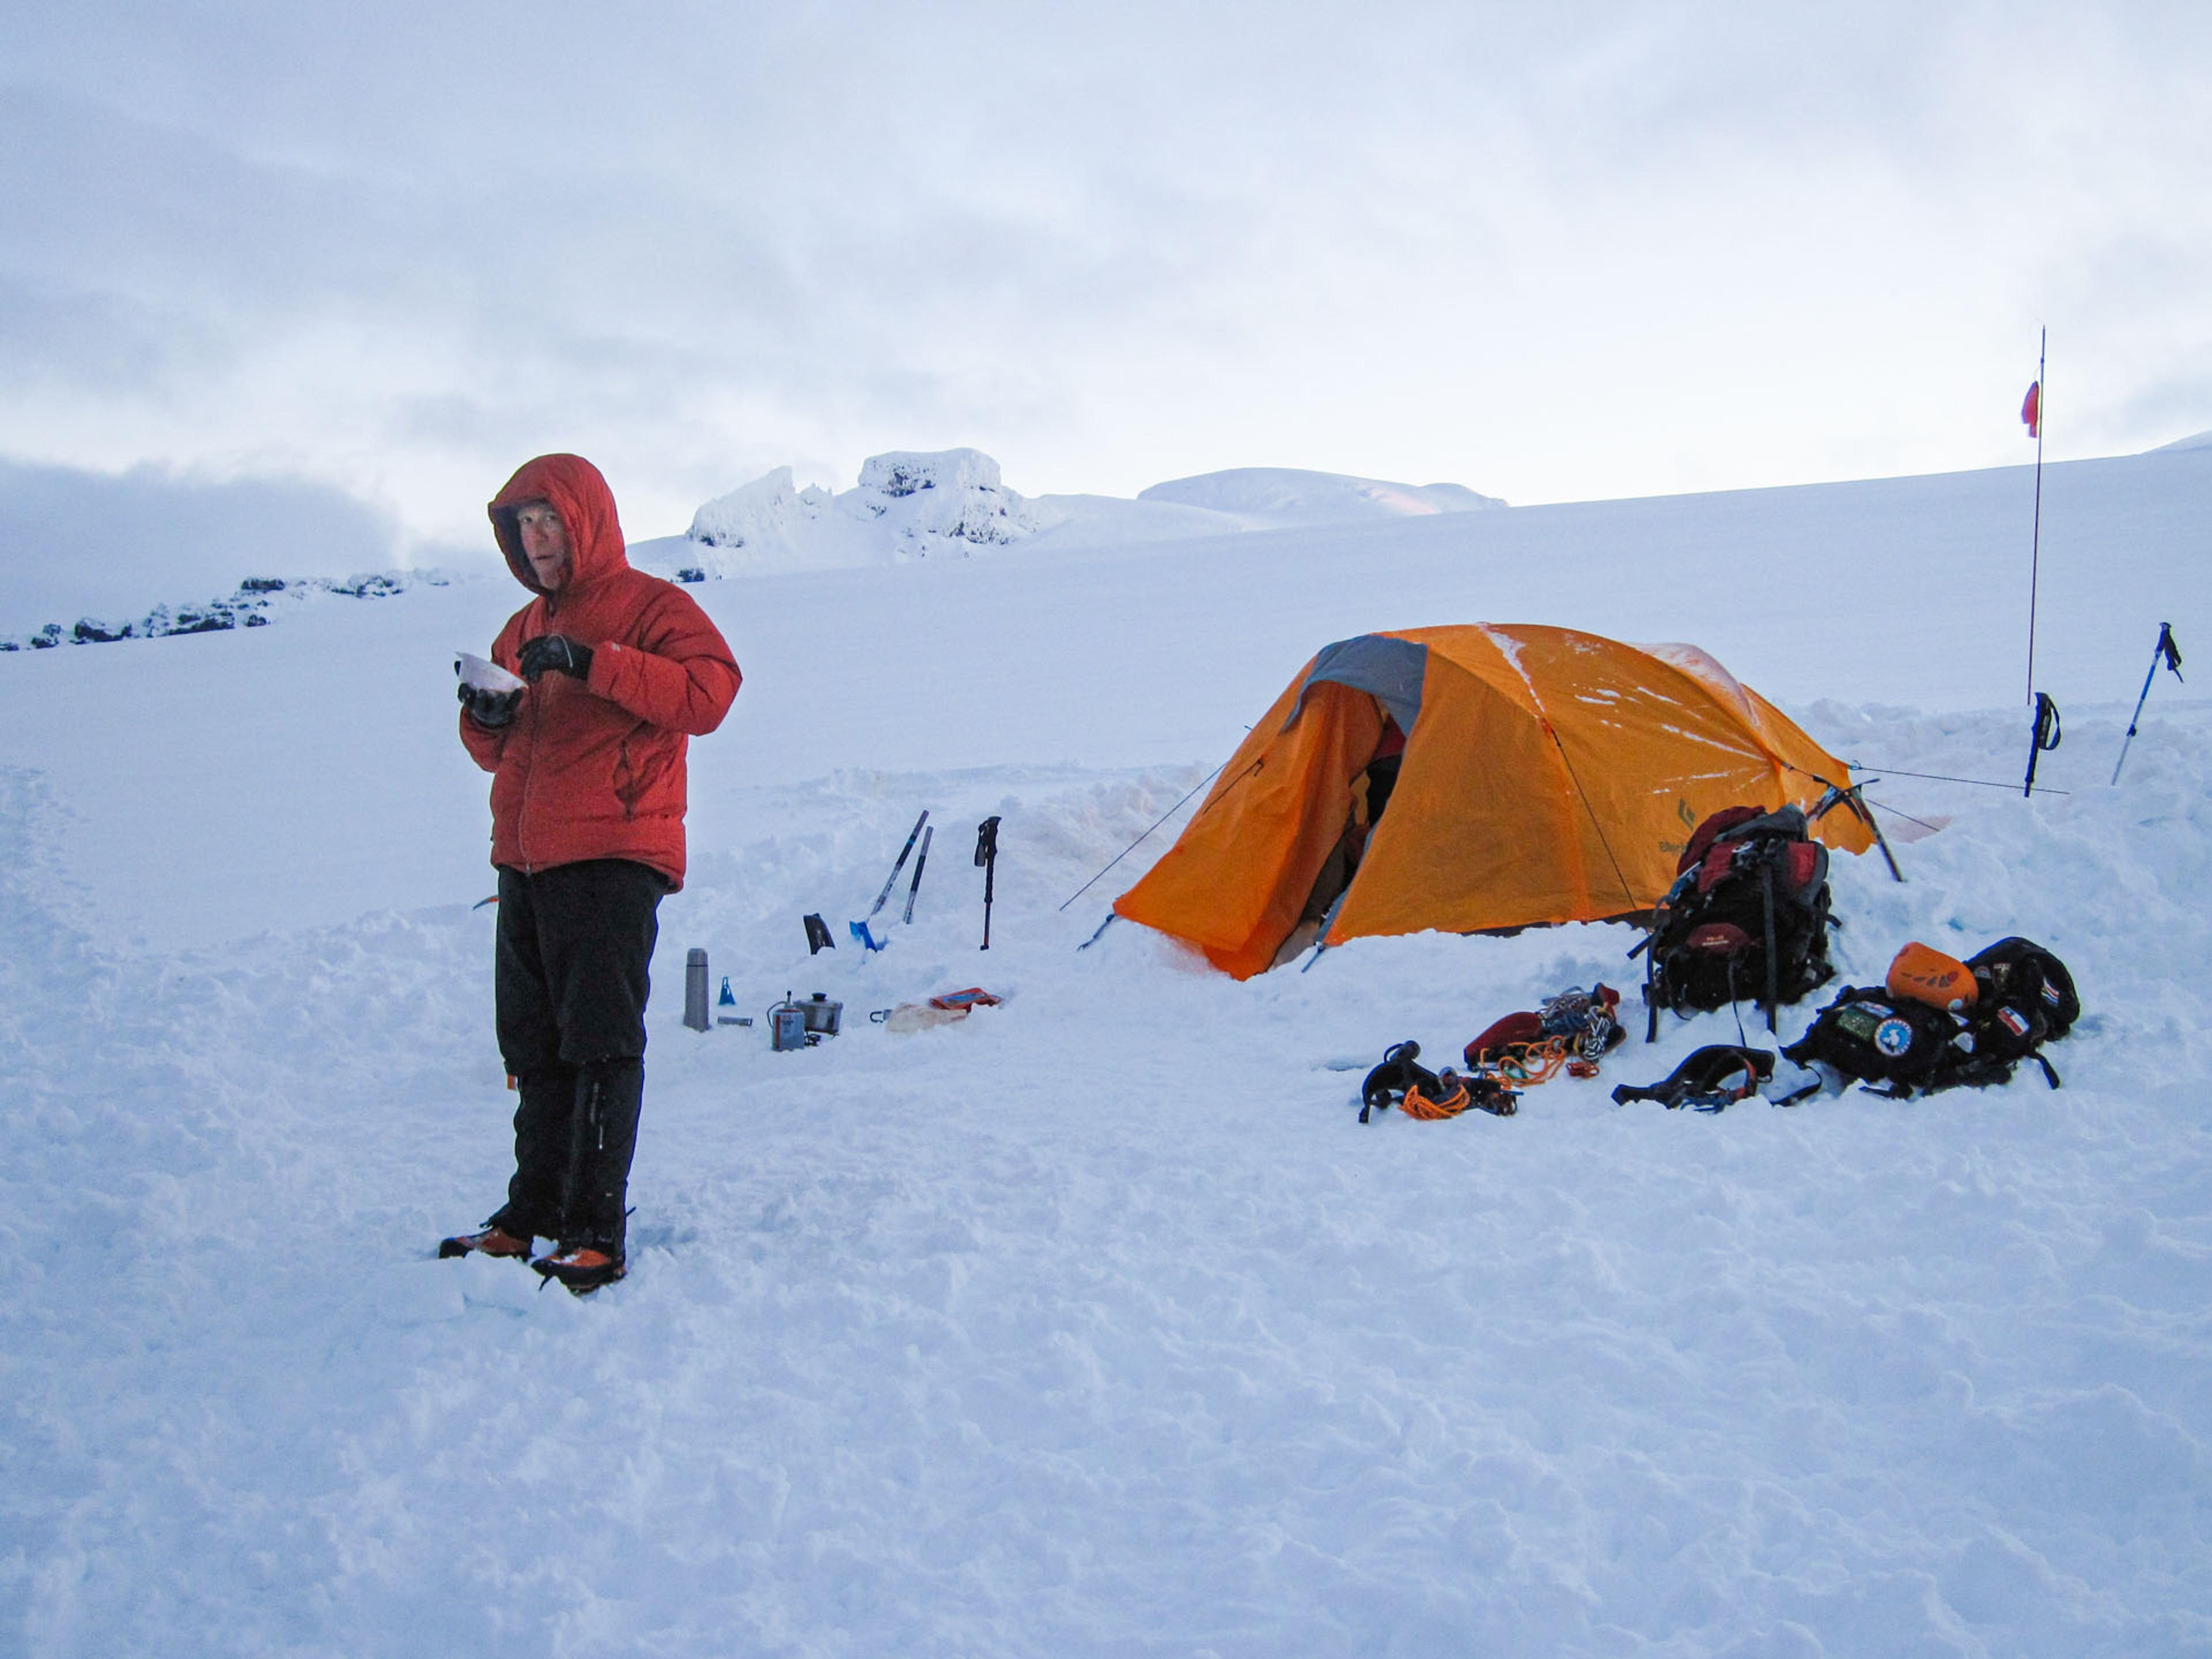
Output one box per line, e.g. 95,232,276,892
1634,804,1836,1039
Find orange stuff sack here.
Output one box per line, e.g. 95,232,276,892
1887,942,1978,1013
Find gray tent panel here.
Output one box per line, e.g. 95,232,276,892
1287,635,1427,734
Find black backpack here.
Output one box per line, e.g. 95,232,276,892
1965,937,2080,1056
1782,937,2078,1099
1635,805,1836,1037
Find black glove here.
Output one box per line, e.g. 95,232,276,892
457,679,522,729
518,634,594,683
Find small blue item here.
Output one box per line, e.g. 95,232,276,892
717,975,736,1007
849,919,888,953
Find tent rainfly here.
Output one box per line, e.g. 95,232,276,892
1112,624,1873,978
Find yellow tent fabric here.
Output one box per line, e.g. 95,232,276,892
1113,624,1872,979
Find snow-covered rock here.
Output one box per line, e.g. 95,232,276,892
661,449,1048,578
685,465,834,553
847,448,1044,552
856,446,1002,500
642,452,1510,578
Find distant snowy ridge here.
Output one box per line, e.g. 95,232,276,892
631,449,1508,579
1138,466,1505,525
2149,427,2212,453
0,569,465,652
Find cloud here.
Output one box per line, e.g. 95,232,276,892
0,459,430,634
2,1,2210,537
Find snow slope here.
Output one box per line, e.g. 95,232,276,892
2,445,2210,1657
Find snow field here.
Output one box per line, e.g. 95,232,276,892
4,694,2210,1656
4,442,2210,1654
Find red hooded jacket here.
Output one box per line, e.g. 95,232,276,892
460,454,740,888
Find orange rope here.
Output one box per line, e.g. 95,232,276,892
1475,1036,1571,1085
1400,1078,1472,1119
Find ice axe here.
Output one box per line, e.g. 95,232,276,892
2112,622,2183,785
849,808,929,951
1811,778,1903,884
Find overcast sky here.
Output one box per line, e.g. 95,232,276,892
4,1,2209,559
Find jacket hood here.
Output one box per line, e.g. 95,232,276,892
487,453,631,599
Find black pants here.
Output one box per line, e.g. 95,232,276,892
489,859,668,1255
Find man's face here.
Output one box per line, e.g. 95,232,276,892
516,501,573,591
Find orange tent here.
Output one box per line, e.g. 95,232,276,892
1113,624,1872,978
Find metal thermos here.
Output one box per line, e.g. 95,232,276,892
684,948,711,1031
770,993,808,1052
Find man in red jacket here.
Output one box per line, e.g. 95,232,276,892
441,453,741,1291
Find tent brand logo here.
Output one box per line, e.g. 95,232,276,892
1874,1018,1916,1058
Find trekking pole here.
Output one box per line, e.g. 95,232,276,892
2112,622,2183,785
974,816,1001,949
2022,692,2062,798
902,825,933,924
865,810,929,919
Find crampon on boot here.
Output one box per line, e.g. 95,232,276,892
437,1224,533,1261
532,1245,626,1294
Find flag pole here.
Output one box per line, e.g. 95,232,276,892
2025,325,2046,707
2017,330,2060,798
